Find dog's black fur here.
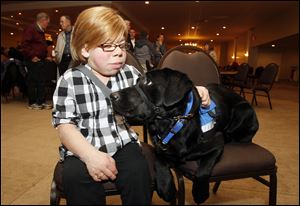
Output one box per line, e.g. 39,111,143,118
110,68,259,204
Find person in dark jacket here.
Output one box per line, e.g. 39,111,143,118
134,31,157,72
153,34,167,67
20,12,52,110
126,29,136,53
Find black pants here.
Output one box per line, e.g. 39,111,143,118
26,60,46,105
58,54,72,76
62,142,152,205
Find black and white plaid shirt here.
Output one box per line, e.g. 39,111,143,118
52,64,141,158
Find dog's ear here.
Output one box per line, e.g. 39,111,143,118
163,69,193,107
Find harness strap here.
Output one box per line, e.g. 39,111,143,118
161,92,217,145
161,91,194,145
135,84,161,114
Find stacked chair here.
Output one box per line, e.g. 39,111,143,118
250,63,279,110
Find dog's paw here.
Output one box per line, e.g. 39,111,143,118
192,178,210,204
155,169,176,201
156,181,177,202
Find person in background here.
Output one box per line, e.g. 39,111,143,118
153,33,167,67
55,15,74,76
1,47,9,62
134,31,156,72
20,12,52,110
45,40,58,87
127,29,136,53
204,43,218,64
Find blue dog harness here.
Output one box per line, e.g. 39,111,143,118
134,82,217,149
160,91,216,146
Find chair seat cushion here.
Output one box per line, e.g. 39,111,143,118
177,142,276,179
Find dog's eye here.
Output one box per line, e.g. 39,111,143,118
143,78,152,86
146,80,152,86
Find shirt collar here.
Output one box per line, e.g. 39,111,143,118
36,23,44,32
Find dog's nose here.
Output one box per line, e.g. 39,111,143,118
110,92,120,101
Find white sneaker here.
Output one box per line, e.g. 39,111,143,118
42,103,53,109
28,103,43,110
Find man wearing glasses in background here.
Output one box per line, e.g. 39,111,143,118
55,15,74,76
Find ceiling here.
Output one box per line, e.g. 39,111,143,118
1,1,299,48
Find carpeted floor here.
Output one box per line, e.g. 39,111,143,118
1,80,299,205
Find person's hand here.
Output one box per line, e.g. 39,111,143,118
32,56,41,62
82,149,118,182
196,86,211,107
46,56,54,61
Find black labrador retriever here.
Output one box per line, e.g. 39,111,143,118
110,68,259,204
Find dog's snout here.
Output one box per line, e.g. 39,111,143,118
110,92,120,101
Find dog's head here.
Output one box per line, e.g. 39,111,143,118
110,68,195,121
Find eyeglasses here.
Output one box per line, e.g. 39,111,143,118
98,42,130,52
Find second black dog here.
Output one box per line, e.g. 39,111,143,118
110,68,259,204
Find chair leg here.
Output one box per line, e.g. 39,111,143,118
269,172,277,205
50,179,61,205
240,88,245,98
143,124,148,143
173,169,185,205
251,91,255,105
239,88,243,96
266,92,272,110
212,181,221,194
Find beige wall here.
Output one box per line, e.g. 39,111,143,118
224,6,298,80
219,42,229,67
235,32,248,64
256,49,282,81
251,6,299,47
1,28,23,48
280,49,299,80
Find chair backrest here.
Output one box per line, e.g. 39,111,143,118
1,59,27,96
248,66,254,76
234,63,250,82
157,45,221,86
258,63,279,90
254,66,264,79
125,50,145,75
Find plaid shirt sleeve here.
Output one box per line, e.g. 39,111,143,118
52,73,80,127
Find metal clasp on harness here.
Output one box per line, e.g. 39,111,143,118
157,141,168,151
173,113,194,121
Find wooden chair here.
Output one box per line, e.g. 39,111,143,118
157,45,221,86
229,63,251,98
251,63,279,110
248,66,264,87
157,45,278,205
1,58,27,100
